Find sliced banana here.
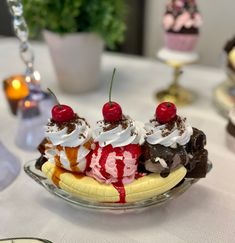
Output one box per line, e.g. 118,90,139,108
42,161,187,203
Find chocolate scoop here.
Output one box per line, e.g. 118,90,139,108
142,143,189,175
185,128,208,178
186,149,208,178
36,138,50,171
224,36,235,54
142,127,208,179
186,128,206,154
37,138,49,154
35,155,48,170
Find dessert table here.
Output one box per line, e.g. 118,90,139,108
1,38,235,243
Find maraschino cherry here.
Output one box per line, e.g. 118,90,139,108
102,68,122,122
155,102,177,124
48,88,74,122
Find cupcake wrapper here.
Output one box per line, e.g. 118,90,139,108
164,33,199,52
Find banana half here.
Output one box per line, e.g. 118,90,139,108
42,161,187,203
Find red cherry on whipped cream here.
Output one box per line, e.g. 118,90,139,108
155,102,177,124
102,68,122,122
102,102,122,122
52,104,74,122
48,88,75,122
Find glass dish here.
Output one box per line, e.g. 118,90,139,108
24,160,212,212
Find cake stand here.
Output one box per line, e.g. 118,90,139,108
156,48,199,106
213,67,235,117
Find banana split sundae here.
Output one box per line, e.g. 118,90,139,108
35,71,210,204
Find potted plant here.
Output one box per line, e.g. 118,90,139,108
22,0,126,93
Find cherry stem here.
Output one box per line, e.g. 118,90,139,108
109,68,116,106
166,102,172,107
47,88,62,108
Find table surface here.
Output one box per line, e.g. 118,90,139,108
0,38,235,243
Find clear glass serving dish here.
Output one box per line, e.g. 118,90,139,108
24,160,212,212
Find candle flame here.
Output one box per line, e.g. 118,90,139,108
12,79,21,90
24,100,31,108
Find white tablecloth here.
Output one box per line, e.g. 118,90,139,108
0,38,235,243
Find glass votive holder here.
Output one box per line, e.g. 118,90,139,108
15,89,55,151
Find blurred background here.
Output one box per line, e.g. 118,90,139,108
0,0,234,67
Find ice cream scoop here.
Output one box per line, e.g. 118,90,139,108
87,69,143,186
88,116,143,185
39,90,93,173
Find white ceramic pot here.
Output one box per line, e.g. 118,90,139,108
44,30,104,93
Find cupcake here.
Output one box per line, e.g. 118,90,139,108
163,0,202,52
142,102,208,178
224,36,235,80
226,108,235,152
36,94,92,174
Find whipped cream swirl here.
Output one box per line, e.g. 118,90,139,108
45,116,91,147
145,116,193,147
94,116,143,148
229,108,235,125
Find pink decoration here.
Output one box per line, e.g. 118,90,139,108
163,0,202,32
185,19,194,29
175,0,184,8
163,14,174,30
173,11,191,31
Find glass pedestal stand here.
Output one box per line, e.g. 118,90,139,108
156,48,199,106
213,68,235,117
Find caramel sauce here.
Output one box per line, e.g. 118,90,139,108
73,173,84,179
56,145,63,151
83,139,93,150
65,147,79,172
51,166,66,187
54,154,63,168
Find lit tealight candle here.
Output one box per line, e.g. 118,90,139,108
20,99,40,119
3,75,29,115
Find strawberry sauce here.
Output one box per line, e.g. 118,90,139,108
112,147,126,203
112,182,126,203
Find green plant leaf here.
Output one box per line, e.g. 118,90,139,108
22,0,127,48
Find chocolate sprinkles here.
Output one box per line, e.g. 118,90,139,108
47,114,88,134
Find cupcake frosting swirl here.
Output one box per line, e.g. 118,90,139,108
145,116,193,147
94,116,143,148
45,114,91,147
163,0,202,31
